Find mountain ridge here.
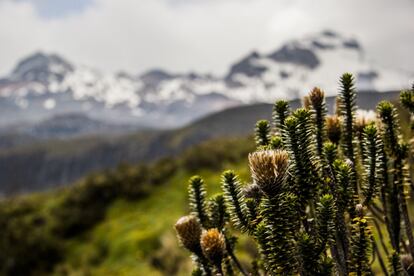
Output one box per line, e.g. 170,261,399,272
0,30,412,132
0,90,400,196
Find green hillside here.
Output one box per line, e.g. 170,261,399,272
0,137,254,275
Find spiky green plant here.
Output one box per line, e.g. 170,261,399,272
348,212,373,276
338,73,357,162
309,87,327,159
378,101,414,259
188,176,210,228
175,74,414,275
208,194,227,231
221,170,250,233
400,88,414,115
361,123,383,206
389,251,405,276
255,120,271,147
272,100,290,134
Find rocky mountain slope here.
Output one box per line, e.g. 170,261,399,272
0,30,411,134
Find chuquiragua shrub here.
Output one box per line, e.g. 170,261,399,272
174,73,414,275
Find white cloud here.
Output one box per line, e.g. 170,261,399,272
0,0,413,77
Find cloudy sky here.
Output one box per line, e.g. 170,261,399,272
0,0,413,76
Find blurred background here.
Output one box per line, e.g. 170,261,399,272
0,0,413,275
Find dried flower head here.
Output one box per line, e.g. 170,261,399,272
335,97,342,116
302,95,311,110
355,118,368,134
248,150,289,197
200,228,226,265
326,115,342,144
355,110,376,134
175,215,202,253
309,87,325,107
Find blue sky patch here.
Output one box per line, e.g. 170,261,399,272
19,0,94,19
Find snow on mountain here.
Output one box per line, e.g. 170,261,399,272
0,30,412,131
224,30,412,102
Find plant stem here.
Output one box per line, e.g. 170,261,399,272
228,247,248,276
369,205,386,224
399,189,414,258
215,262,224,276
395,156,414,258
372,218,389,256
373,240,389,276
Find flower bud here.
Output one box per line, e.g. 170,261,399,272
200,228,226,265
326,115,342,144
355,204,364,217
243,183,263,200
175,215,202,253
345,158,353,168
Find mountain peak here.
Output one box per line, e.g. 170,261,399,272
321,29,338,37
268,44,320,69
11,52,74,83
140,69,175,85
225,50,267,85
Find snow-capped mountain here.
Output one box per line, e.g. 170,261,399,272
0,30,412,131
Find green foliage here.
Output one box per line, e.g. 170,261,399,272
208,194,228,231
400,89,414,114
316,194,336,246
338,72,357,163
389,251,404,276
269,135,283,149
0,200,62,275
259,192,298,274
361,124,383,205
221,170,250,232
189,176,210,228
324,141,338,166
309,87,328,158
176,73,414,275
349,216,373,275
284,108,320,205
255,120,271,147
400,87,414,130
272,100,290,134
378,101,401,156
298,232,333,276
333,159,354,214
378,100,414,258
